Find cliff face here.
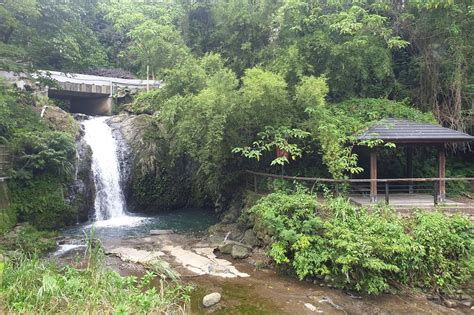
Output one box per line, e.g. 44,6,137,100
69,131,95,222
108,114,197,212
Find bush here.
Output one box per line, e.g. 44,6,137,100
249,192,473,295
409,211,473,293
0,207,16,234
9,176,76,230
12,131,75,180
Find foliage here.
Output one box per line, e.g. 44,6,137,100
0,88,78,230
409,211,473,293
0,224,57,255
9,176,76,230
248,192,473,295
12,131,75,181
305,98,435,178
0,237,192,314
0,207,17,235
233,126,310,166
100,0,188,76
0,0,108,71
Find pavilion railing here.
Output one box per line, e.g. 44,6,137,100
246,170,474,206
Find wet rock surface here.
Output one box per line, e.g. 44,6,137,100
202,292,221,307
69,133,95,222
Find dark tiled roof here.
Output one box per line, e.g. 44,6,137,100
357,118,474,143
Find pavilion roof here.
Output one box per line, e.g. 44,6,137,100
356,118,474,144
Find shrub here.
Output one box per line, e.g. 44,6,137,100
9,176,76,230
12,131,75,180
409,211,473,293
249,192,474,295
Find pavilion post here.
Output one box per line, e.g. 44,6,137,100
406,146,413,194
370,149,377,203
437,145,446,203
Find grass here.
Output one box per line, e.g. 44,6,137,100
0,231,192,314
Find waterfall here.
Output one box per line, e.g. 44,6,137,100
83,116,126,220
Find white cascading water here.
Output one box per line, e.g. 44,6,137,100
82,116,126,221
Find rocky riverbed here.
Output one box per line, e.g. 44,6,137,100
55,229,472,314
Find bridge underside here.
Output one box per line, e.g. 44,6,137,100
48,90,113,116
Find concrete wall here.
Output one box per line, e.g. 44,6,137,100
70,97,113,115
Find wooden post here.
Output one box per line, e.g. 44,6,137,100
438,145,446,203
146,65,150,92
406,146,413,194
370,150,377,203
254,174,258,193
384,182,389,204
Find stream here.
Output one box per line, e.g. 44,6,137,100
55,116,464,314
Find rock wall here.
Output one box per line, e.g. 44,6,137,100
68,132,95,222
108,114,197,212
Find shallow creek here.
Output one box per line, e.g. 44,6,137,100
55,209,464,315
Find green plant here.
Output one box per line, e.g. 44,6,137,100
233,126,310,166
9,176,76,230
0,224,57,255
248,192,473,295
408,211,473,293
0,232,192,314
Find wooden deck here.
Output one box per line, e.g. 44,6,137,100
349,193,474,216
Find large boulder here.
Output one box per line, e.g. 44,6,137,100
108,114,197,212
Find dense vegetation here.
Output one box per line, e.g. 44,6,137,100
0,86,78,232
0,0,473,302
2,0,472,207
247,190,473,295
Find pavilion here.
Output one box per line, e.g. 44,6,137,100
351,118,474,208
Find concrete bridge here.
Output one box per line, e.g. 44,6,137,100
0,70,161,115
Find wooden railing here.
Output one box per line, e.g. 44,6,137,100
246,170,474,205
0,145,12,178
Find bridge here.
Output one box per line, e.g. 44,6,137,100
0,70,161,115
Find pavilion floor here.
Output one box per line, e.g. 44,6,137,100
349,193,473,216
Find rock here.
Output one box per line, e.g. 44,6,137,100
218,242,234,255
108,114,194,211
203,292,221,307
426,294,440,301
106,247,165,265
461,301,472,308
164,245,249,278
304,303,317,312
150,229,174,235
68,135,95,223
243,229,258,247
231,244,249,259
208,223,244,243
444,299,457,308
